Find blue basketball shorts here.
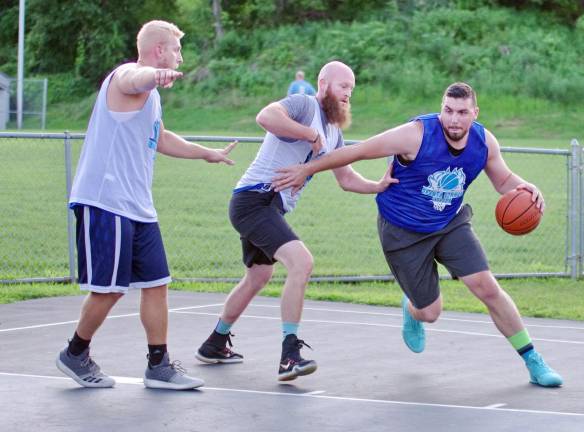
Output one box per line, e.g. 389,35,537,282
73,205,171,293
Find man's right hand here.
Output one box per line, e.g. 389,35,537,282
309,129,323,156
155,69,183,88
272,164,310,194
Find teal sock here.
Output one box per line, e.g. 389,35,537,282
282,322,299,340
215,319,233,335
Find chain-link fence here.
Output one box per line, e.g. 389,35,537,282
6,78,48,130
0,132,582,284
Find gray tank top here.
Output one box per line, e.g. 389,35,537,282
236,96,343,212
69,67,162,222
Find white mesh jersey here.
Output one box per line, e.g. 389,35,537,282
235,95,343,212
69,67,162,222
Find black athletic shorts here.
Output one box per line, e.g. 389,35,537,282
229,190,299,267
377,204,489,309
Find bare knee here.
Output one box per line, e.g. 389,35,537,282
141,285,168,301
416,308,440,323
291,252,313,280
246,266,274,290
275,241,314,282
87,291,124,306
464,273,501,305
411,298,442,323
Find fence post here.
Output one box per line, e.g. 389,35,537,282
64,131,76,283
580,141,584,279
569,139,582,279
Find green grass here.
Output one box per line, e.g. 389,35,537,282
1,85,582,316
0,134,573,280
42,86,584,140
2,277,583,321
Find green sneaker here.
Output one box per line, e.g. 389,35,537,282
523,350,563,387
402,296,425,353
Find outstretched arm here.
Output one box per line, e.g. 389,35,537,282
332,164,398,194
157,122,237,164
273,121,422,193
483,130,544,210
114,64,183,94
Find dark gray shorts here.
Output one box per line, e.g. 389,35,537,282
229,190,299,268
377,204,489,309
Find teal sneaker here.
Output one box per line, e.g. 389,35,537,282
401,296,425,353
523,350,563,387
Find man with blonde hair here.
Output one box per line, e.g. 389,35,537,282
56,20,237,390
195,61,395,381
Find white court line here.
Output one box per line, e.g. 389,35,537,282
173,311,584,345
244,304,584,331
0,371,582,418
485,403,508,409
0,303,224,333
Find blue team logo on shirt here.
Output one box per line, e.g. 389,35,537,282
421,167,466,211
147,120,160,159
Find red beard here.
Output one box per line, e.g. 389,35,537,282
321,90,352,130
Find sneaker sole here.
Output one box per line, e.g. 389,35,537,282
195,351,243,364
56,358,115,388
278,362,318,382
530,378,563,387
144,377,205,390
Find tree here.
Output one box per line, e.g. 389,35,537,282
212,0,224,41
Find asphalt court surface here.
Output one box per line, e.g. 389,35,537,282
1,291,583,431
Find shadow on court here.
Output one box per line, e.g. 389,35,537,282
1,291,583,432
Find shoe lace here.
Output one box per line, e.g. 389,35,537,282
170,360,187,375
284,338,313,362
226,332,235,348
527,352,549,369
296,339,313,351
80,355,97,371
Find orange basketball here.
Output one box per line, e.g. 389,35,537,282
495,189,542,235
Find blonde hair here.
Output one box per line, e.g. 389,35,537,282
137,20,184,57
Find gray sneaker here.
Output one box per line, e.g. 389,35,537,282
56,346,115,388
144,353,204,390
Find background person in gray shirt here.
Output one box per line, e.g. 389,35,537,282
196,61,397,381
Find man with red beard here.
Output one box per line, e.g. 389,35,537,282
272,82,563,388
195,61,395,381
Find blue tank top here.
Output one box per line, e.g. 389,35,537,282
376,113,487,233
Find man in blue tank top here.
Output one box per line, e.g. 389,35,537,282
56,20,237,390
273,83,563,388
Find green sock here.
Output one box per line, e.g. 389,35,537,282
507,329,534,357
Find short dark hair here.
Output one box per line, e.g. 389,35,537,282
443,82,477,106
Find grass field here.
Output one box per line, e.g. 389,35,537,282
0,135,573,281
1,86,582,316
2,278,583,321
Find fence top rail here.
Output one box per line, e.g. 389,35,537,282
0,132,573,155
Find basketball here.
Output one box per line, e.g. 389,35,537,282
495,188,542,235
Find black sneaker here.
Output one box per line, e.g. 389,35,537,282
195,331,243,364
278,334,317,381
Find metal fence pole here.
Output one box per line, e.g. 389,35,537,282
64,131,76,283
580,141,584,278
569,139,582,279
41,78,48,130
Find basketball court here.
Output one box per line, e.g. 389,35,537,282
1,290,583,431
